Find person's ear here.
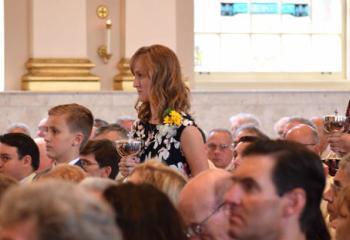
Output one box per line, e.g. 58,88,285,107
72,132,84,147
204,144,209,153
101,166,112,178
314,144,321,156
282,188,306,217
22,155,32,167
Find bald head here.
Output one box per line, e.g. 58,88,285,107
178,169,231,240
281,117,316,139
285,124,320,154
37,117,48,138
274,116,290,138
229,113,260,134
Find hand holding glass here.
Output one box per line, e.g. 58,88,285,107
324,114,349,168
324,115,348,133
115,139,143,157
116,139,143,178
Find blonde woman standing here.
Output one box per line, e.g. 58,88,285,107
119,44,208,178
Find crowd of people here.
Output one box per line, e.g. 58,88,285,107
0,44,349,240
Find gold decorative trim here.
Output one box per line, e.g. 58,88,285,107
22,58,100,91
113,58,134,91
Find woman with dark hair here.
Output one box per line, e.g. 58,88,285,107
103,183,187,240
119,44,208,178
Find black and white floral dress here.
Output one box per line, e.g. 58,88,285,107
131,112,202,177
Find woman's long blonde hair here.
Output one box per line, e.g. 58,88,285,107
130,44,190,123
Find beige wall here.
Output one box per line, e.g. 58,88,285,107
4,0,194,90
124,0,177,57
123,0,194,84
0,91,348,138
176,0,194,86
31,0,87,57
3,0,349,90
4,0,29,90
347,0,350,80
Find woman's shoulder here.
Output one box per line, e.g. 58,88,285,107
180,112,197,127
133,118,142,125
179,112,206,141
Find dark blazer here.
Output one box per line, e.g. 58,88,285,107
74,159,83,168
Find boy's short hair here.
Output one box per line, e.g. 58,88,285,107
48,103,93,148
